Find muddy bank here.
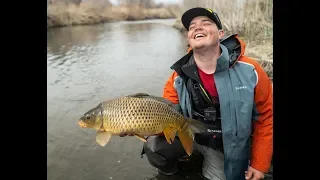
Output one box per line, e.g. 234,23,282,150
47,3,178,28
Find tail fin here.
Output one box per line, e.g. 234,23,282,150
178,118,207,156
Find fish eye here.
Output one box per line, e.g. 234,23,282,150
86,115,90,119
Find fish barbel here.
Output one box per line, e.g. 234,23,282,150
78,93,206,156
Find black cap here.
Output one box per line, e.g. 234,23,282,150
181,7,222,30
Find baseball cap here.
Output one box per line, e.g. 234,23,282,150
181,7,222,30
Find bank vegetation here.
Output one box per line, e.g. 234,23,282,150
47,0,179,28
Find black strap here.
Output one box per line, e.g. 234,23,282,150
140,147,145,158
140,136,150,158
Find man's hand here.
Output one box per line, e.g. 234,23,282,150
245,166,265,180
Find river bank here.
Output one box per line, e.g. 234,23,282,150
47,2,178,28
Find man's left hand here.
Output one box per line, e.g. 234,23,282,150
245,166,265,180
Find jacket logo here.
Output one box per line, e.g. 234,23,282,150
207,129,221,133
235,86,247,90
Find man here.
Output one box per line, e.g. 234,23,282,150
126,7,273,180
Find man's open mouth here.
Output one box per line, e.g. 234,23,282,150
194,33,206,39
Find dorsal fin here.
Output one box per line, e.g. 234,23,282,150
126,93,151,98
126,93,175,106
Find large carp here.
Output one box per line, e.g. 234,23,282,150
78,93,206,156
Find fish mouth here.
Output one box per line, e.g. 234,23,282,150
78,120,87,128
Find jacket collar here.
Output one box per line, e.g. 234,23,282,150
171,34,246,81
171,44,230,81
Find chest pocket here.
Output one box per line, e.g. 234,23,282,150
229,63,257,137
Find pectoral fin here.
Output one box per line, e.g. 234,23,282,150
134,134,147,142
163,127,177,144
96,131,112,147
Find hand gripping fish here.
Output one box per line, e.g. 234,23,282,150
78,93,206,156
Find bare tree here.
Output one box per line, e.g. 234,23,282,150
140,0,156,8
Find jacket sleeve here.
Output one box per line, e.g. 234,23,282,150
154,71,179,136
250,62,273,173
162,71,179,104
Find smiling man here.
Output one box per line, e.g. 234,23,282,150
140,7,273,180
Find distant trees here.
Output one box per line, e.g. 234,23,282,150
118,0,159,8
48,0,162,7
48,0,81,5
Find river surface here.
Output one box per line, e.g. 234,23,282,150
47,19,200,180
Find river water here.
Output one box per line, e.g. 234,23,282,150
47,19,200,180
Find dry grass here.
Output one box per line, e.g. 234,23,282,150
173,0,273,77
214,0,273,41
47,2,177,28
244,40,273,77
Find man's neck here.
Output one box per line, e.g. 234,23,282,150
193,45,221,74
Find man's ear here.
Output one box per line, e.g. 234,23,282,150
218,30,225,39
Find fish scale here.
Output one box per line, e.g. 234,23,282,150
103,97,175,134
78,93,206,156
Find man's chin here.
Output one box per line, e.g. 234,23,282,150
192,44,206,50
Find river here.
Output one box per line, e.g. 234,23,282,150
47,19,201,180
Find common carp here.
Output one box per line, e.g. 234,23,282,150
78,93,206,156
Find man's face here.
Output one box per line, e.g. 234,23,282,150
187,16,224,50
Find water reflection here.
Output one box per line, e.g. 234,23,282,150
47,25,105,54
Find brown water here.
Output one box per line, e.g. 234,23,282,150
47,19,201,180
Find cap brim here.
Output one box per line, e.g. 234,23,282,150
181,7,214,30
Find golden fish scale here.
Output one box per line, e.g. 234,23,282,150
102,97,184,135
